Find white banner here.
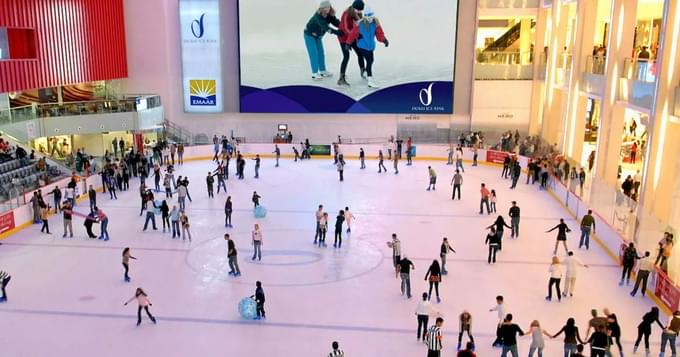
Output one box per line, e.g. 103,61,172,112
179,0,223,113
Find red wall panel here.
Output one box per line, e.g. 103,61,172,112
0,0,128,93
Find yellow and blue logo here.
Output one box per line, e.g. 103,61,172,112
189,79,217,106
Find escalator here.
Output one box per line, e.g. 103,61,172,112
482,20,536,53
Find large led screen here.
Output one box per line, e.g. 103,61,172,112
238,0,458,113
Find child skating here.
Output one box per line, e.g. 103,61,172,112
353,7,389,88
123,288,157,326
122,247,137,282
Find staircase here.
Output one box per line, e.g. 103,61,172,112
163,119,195,145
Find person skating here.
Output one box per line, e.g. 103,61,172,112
328,341,345,357
123,288,157,326
334,210,345,248
225,233,241,277
415,292,432,341
272,145,280,167
252,281,265,320
344,206,355,233
122,247,137,282
39,203,50,234
562,251,588,298
353,7,389,88
224,196,233,228
318,212,329,247
485,227,500,264
659,310,679,357
620,242,642,286
359,148,366,169
487,215,511,251
206,172,214,198
479,183,491,215
83,210,98,238
304,1,342,79
251,223,263,261
630,251,653,297
425,317,444,357
508,201,520,238
490,295,506,347
586,324,610,357
336,0,365,86
633,307,665,355
458,311,475,351
0,271,11,302
95,206,109,241
61,201,74,238
499,314,525,357
424,260,442,303
252,191,261,208
526,320,551,357
160,200,170,233
489,189,498,213
579,210,596,249
440,237,456,275
337,154,345,181
427,166,437,191
455,146,465,173
546,256,563,302
51,186,62,214
397,256,414,299
142,200,158,231
88,185,96,212
552,317,585,356
378,150,387,173
170,205,180,238
180,211,191,242
177,183,188,211
546,218,571,255
451,170,463,200
314,205,324,244
603,308,623,357
393,151,399,174
252,154,261,178
387,233,401,268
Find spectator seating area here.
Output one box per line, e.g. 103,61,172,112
0,158,63,201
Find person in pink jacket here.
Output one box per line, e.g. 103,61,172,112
337,0,366,86
124,288,157,326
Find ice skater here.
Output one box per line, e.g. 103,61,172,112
328,341,345,357
508,201,520,238
0,271,10,302
486,216,511,251
387,233,401,269
546,256,563,302
224,196,233,228
620,242,641,286
252,191,261,208
337,0,366,86
489,295,506,347
122,247,137,282
485,227,500,264
303,2,342,80
354,7,389,88
489,190,497,213
206,172,214,198
334,210,345,248
439,237,456,275
454,146,465,173
415,292,432,341
180,211,191,242
562,251,588,298
273,145,281,167
252,281,265,320
359,148,366,169
225,233,241,277
344,206,354,233
251,223,263,261
424,260,442,303
479,183,491,215
450,170,463,200
526,320,551,357
546,218,571,255
123,288,157,326
252,154,261,178
427,166,437,191
397,256,414,299
39,202,50,234
95,207,109,241
337,154,345,181
318,212,329,247
551,318,585,356
659,310,680,357
630,251,652,297
378,150,387,173
458,311,474,351
633,307,665,355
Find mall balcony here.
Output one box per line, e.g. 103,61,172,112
618,58,657,110
581,55,607,97
474,51,535,80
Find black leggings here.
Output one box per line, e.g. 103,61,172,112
417,315,429,339
162,216,170,230
548,277,562,300
225,210,232,226
621,264,634,282
358,48,374,77
428,281,440,299
137,305,155,324
610,336,622,352
634,328,651,349
123,263,129,279
334,229,342,247
41,219,49,233
488,245,498,263
256,302,265,318
1,276,10,299
458,329,474,345
340,42,365,75
590,348,606,357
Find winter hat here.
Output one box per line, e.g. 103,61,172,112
363,6,375,17
352,0,365,11
319,1,332,9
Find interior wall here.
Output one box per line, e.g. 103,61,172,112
471,80,532,132
123,0,476,143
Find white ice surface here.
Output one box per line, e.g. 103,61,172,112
0,157,668,357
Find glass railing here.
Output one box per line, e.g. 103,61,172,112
554,53,573,87
478,0,540,8
475,51,534,80
623,58,657,82
0,95,161,124
585,55,607,75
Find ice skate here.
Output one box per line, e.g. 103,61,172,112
319,71,333,78
337,75,350,86
311,73,322,81
367,76,381,88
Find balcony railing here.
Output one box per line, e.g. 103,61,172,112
475,51,534,80
478,0,541,8
623,58,657,83
585,55,607,75
0,95,162,124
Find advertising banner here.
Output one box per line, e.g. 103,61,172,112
238,0,458,114
180,0,223,113
0,211,15,234
655,269,680,311
486,150,512,164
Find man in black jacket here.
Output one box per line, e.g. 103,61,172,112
254,281,266,320
509,201,520,238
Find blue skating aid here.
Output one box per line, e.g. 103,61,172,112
238,297,257,319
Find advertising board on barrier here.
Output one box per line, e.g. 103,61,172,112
655,270,680,311
180,0,223,113
309,145,331,156
486,150,511,164
238,0,458,113
0,211,15,234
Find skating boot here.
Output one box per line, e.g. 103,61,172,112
311,73,322,81
319,71,333,78
367,76,381,88
337,75,350,86
360,69,367,79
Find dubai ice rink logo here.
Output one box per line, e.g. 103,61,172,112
191,13,206,38
189,80,217,106
419,83,434,106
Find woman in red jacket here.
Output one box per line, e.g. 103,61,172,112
337,0,366,86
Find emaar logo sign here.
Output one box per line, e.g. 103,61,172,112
419,83,434,106
191,13,206,38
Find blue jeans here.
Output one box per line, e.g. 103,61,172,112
100,218,109,239
143,212,156,230
563,343,577,357
579,226,591,248
660,332,677,355
178,197,185,211
456,160,464,172
252,241,262,260
528,346,543,357
501,344,519,357
172,220,180,238
303,33,326,74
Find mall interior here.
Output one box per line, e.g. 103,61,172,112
1,0,680,356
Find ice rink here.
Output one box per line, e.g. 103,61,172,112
0,156,670,357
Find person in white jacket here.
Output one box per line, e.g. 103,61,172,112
344,206,355,233
562,251,588,298
124,288,157,326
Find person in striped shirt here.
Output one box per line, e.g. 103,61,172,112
328,341,344,357
426,317,445,357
